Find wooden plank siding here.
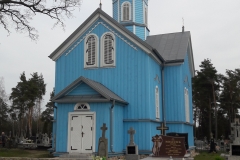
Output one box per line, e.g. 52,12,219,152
53,18,163,153
164,44,194,146
135,0,143,24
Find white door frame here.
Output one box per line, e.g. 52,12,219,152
67,112,96,153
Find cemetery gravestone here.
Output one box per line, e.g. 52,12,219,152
167,132,189,150
126,127,140,160
229,118,240,160
98,123,108,159
152,135,186,158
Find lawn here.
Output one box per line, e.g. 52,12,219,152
194,151,225,160
0,148,53,158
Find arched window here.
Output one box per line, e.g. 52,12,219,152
155,86,160,119
84,34,98,68
101,32,115,67
74,103,90,111
184,88,190,123
121,2,131,21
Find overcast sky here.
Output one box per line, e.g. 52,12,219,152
1,0,240,108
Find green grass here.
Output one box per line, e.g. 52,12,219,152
0,148,54,158
194,151,224,160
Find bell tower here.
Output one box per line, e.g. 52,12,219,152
112,0,150,40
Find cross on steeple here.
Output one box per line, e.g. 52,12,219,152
101,123,107,138
156,122,169,135
128,127,136,145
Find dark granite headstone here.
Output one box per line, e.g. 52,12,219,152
232,145,240,156
127,146,136,154
167,132,189,150
152,135,186,158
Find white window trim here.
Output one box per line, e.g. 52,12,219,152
121,1,131,21
184,88,190,123
74,103,90,111
155,86,160,119
100,32,116,67
84,34,99,69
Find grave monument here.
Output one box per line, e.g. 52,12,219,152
125,127,140,160
229,118,240,160
151,122,186,158
98,123,108,159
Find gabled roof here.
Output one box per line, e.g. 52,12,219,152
48,8,164,64
146,31,190,62
52,76,128,105
146,31,195,76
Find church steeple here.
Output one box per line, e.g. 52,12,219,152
112,0,150,40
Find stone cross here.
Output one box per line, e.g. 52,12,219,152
156,122,169,135
128,127,136,145
101,123,108,138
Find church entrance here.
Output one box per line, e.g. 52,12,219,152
68,112,95,153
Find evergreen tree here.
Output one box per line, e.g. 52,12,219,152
193,59,221,139
9,72,46,137
41,89,54,135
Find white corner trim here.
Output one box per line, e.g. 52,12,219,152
51,14,99,61
133,0,135,22
118,0,120,22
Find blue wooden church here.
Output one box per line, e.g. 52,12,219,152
49,0,195,156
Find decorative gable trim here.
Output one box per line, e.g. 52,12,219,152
64,21,137,57
49,9,162,64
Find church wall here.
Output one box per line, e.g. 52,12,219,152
182,46,193,124
54,19,160,120
54,19,162,152
113,0,118,22
67,83,99,96
135,0,144,24
135,26,145,40
54,102,113,153
125,26,133,32
113,105,124,152
164,65,185,122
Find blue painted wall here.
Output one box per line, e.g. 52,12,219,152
54,17,163,153
112,0,148,40
164,43,194,146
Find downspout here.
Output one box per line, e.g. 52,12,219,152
110,100,115,152
53,105,57,151
161,63,167,134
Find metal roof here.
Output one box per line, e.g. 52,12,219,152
145,31,191,61
52,76,128,105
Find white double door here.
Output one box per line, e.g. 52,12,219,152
68,113,95,153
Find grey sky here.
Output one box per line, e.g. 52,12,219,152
1,0,240,107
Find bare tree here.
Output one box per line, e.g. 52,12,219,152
0,0,82,40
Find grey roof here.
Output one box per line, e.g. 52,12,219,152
145,32,191,62
52,76,128,105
